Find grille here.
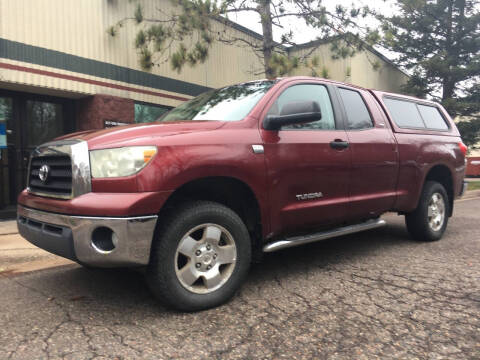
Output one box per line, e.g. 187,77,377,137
29,155,73,197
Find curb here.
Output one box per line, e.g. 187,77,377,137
460,189,480,200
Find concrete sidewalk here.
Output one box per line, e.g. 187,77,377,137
463,189,480,199
0,220,19,236
0,220,73,274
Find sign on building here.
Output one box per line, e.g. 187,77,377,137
104,120,129,128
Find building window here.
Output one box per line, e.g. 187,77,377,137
26,100,64,147
134,102,171,123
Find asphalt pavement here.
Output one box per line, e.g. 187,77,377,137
1,198,479,359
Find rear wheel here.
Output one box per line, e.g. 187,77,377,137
147,201,251,311
405,181,449,241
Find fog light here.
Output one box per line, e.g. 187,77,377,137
91,227,118,254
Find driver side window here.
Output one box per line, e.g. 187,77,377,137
267,84,336,130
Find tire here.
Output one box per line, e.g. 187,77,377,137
405,181,450,242
146,201,252,311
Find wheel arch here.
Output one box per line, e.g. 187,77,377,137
422,164,454,217
158,176,265,261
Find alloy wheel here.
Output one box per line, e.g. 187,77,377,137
428,192,445,232
174,223,237,294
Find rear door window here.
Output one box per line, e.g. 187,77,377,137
417,104,449,130
338,88,373,130
383,98,425,128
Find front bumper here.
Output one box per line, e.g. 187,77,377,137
17,205,158,267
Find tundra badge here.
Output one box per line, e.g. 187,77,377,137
296,192,323,201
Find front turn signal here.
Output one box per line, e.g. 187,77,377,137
143,149,157,163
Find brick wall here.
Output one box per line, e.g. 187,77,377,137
76,94,134,130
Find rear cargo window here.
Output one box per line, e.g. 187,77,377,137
417,105,449,130
383,98,425,128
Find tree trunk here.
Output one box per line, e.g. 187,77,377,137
442,78,456,102
442,0,455,102
258,0,274,78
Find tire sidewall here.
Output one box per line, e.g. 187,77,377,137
419,182,450,241
147,202,251,311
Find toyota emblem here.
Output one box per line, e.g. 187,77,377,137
38,164,50,183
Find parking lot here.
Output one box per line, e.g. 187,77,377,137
1,197,479,360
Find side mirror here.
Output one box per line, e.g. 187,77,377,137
263,101,322,131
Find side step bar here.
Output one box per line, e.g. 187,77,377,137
263,218,386,253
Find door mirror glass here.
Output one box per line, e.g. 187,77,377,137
264,101,322,130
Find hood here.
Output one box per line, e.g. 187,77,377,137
55,120,225,149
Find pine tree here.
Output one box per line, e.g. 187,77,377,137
378,0,480,148
108,0,377,78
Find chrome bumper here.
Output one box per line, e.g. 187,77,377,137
17,205,158,267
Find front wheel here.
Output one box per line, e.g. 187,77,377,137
405,181,450,242
146,201,251,311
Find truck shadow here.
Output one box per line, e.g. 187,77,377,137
260,220,411,270
15,220,415,315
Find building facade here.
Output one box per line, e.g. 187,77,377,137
0,0,409,217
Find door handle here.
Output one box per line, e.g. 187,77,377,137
330,139,349,150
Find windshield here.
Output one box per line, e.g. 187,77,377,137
158,80,276,122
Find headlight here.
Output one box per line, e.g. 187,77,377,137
89,146,157,178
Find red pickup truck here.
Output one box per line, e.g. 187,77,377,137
17,77,467,311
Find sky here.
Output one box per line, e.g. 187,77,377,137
226,0,478,100
230,0,396,42
228,0,398,59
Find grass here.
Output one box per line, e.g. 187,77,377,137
466,181,480,191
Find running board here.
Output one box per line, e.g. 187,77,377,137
263,218,386,253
